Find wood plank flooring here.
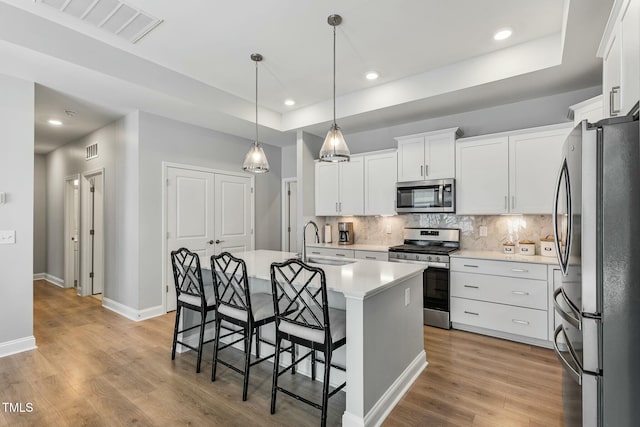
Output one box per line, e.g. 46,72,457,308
0,281,563,426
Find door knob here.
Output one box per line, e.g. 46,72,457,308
207,240,214,245
215,240,224,244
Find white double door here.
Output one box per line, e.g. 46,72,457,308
166,166,253,312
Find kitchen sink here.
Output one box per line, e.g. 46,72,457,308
307,257,356,266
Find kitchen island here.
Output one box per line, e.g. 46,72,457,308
200,250,426,427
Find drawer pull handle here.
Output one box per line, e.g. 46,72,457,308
511,268,529,273
512,291,530,296
365,256,376,260
463,264,479,268
311,251,321,255
335,253,346,257
463,285,479,289
464,311,479,316
512,319,530,325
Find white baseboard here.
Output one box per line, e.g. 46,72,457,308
102,297,164,322
342,350,428,427
0,336,37,358
34,273,64,287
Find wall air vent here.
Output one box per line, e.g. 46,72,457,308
40,0,163,44
86,143,98,160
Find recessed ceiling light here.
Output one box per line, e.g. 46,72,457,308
284,99,296,106
494,28,513,41
48,119,63,126
365,71,379,80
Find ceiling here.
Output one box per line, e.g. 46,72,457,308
0,0,614,150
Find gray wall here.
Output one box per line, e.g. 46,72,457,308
0,74,34,346
33,154,47,274
137,111,283,309
342,86,600,153
281,145,297,179
45,113,140,308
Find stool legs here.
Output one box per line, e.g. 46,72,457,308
320,350,332,427
270,337,282,414
171,305,182,360
242,325,254,401
211,318,222,381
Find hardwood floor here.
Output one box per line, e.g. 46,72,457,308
0,281,563,426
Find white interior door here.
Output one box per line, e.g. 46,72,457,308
166,167,215,312
64,176,80,289
91,175,104,295
214,174,253,254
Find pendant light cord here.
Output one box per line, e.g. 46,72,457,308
255,59,259,147
333,24,336,127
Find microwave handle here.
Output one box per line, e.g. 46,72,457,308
438,185,444,207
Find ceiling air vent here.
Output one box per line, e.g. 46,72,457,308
40,0,163,44
86,143,98,160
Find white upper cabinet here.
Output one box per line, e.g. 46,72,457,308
509,127,569,214
339,157,364,215
315,156,364,216
456,136,510,215
599,0,640,117
395,128,462,182
364,151,397,216
456,124,572,215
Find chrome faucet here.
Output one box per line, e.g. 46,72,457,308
302,220,320,262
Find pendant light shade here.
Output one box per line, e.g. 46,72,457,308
319,14,350,162
243,53,270,173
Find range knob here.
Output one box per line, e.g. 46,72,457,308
427,255,432,262
436,256,441,262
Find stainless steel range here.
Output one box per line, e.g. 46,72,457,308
388,228,460,329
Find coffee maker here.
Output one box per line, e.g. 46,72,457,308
338,222,354,245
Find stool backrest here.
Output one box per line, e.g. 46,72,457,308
210,252,251,314
171,248,205,302
270,259,330,341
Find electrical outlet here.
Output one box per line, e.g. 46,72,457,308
386,225,392,234
404,288,410,306
0,230,16,244
479,226,488,237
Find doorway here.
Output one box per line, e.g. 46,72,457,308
282,178,297,253
64,175,81,289
80,169,104,297
163,163,255,313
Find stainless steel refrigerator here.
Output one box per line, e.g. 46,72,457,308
552,115,640,427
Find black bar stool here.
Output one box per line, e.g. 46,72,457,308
210,252,296,401
170,247,217,373
269,259,346,427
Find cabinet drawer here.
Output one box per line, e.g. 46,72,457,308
451,272,547,310
354,250,388,261
451,258,547,280
306,247,355,258
451,297,548,340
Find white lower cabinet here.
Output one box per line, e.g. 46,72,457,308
306,247,388,261
450,298,548,341
450,257,550,345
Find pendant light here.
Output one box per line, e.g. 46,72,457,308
243,53,270,173
319,14,351,162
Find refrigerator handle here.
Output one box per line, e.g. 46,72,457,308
552,159,572,276
553,287,582,330
553,325,582,385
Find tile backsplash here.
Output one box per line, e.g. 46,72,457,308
323,214,553,252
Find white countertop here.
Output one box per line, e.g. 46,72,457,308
203,250,423,299
307,242,391,252
451,249,560,265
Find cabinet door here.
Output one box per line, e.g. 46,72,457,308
339,156,364,215
456,137,509,215
397,137,425,182
315,162,339,216
620,0,640,115
426,133,456,179
509,128,569,214
603,26,622,117
364,151,397,215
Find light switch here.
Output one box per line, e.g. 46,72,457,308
0,192,5,204
404,288,410,306
0,230,15,244
479,226,488,237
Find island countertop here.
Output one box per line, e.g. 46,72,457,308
204,250,424,299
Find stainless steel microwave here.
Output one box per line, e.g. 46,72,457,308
396,179,455,213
